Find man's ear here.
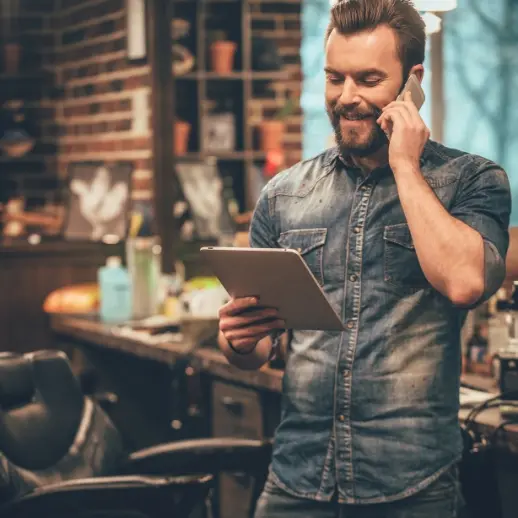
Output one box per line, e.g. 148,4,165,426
409,64,424,83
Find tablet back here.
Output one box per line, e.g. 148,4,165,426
200,247,344,331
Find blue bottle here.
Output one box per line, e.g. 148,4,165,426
98,256,133,323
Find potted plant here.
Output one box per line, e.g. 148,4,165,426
259,96,296,152
209,30,237,74
3,0,22,74
3,39,21,75
174,118,191,155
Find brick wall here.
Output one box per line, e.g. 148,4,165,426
0,0,59,206
0,0,302,207
54,0,302,201
250,0,302,167
53,0,153,200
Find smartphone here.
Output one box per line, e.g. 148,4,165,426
396,73,425,110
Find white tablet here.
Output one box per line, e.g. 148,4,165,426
200,246,345,331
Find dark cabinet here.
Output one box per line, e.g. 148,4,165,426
212,380,281,518
0,241,117,354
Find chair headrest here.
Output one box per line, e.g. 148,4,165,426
0,350,85,470
0,354,35,410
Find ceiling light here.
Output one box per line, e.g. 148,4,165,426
414,0,457,12
423,12,442,34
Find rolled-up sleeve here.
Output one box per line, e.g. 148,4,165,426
248,185,286,342
450,162,511,302
248,185,278,249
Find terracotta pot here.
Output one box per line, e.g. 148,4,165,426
210,41,237,74
3,42,21,75
174,120,191,155
259,120,285,151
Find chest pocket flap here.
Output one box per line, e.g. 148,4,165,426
383,223,414,249
278,228,327,285
383,223,428,293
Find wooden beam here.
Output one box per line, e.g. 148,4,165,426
147,0,176,273
429,19,444,143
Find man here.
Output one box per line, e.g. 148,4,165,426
217,0,511,516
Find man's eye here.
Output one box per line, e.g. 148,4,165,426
326,75,343,84
362,78,381,86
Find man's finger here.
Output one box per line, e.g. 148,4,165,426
379,107,412,128
225,319,286,341
218,297,258,318
221,309,281,331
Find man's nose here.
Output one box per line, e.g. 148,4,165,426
339,78,360,106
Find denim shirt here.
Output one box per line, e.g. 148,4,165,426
249,140,511,504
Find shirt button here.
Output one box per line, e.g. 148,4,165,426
353,227,360,234
349,274,357,282
338,414,346,422
346,321,354,329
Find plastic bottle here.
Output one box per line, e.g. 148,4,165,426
125,236,161,319
98,256,133,323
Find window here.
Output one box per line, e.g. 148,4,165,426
301,0,517,223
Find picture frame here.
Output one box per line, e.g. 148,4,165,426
202,112,236,153
174,157,236,241
64,161,133,242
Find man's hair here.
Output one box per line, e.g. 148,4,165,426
325,0,426,78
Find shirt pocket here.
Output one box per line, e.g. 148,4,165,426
278,228,327,286
383,223,429,294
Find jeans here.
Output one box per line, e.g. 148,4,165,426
254,465,462,518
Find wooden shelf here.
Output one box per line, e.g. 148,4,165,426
5,171,57,178
171,0,289,212
0,72,46,81
175,0,241,3
177,71,289,81
177,151,266,161
0,154,48,163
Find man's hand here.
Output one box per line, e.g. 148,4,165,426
218,297,285,354
377,91,430,174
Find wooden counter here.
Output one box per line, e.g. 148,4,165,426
0,241,120,354
50,315,518,518
51,315,283,393
50,315,518,442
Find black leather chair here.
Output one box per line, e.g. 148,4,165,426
0,350,272,518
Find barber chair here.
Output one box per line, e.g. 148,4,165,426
0,350,272,517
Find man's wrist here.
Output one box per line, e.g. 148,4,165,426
391,161,420,177
392,164,425,196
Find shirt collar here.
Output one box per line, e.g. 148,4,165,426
330,139,433,173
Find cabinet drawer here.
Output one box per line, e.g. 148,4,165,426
219,472,254,518
212,381,263,439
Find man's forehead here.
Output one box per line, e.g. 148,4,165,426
325,25,400,73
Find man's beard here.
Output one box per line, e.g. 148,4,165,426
327,101,388,157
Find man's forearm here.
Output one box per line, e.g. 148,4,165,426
218,332,273,371
394,167,485,305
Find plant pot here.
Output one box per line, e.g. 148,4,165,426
174,120,191,155
209,41,237,74
3,43,21,75
259,120,285,151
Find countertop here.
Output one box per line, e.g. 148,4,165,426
51,315,518,449
51,315,283,393
0,240,120,257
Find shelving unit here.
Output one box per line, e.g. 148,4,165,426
0,70,61,209
171,0,287,211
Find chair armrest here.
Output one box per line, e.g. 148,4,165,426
1,474,212,518
91,391,119,409
126,437,273,476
